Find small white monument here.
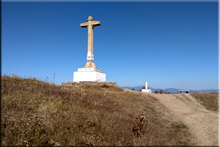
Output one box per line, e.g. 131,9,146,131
73,16,106,82
141,82,151,93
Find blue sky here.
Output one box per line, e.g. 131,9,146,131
2,1,218,90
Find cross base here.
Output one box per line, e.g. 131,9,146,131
85,61,96,68
73,68,106,82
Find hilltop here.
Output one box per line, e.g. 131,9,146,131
1,75,218,146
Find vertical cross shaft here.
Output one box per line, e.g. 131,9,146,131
80,16,101,68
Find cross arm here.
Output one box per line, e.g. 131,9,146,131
91,21,101,27
80,21,101,28
80,22,89,28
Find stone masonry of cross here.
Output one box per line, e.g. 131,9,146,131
80,16,101,68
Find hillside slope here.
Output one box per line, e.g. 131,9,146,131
149,93,218,146
1,75,208,146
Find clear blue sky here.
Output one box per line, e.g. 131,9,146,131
2,1,218,90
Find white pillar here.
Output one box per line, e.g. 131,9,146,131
142,81,151,93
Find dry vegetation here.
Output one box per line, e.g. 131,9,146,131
190,92,218,112
2,74,195,146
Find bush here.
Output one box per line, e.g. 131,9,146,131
101,84,110,88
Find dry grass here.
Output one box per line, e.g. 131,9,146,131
1,74,195,146
190,92,218,112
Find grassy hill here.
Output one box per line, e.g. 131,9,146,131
2,75,198,146
190,92,218,112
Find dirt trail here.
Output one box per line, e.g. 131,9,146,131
148,93,218,146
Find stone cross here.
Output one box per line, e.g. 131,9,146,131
80,16,101,68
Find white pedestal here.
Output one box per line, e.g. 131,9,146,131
73,68,106,82
142,89,151,93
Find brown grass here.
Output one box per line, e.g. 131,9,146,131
190,92,218,112
1,74,195,146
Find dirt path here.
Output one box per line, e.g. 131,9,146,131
148,93,218,146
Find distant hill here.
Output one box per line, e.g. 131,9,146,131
123,86,144,91
122,86,218,93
